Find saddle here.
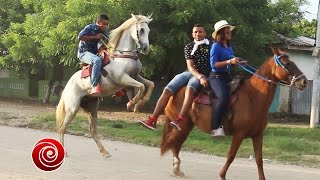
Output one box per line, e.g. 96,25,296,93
80,50,110,78
194,75,243,106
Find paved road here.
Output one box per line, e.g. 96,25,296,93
0,126,319,180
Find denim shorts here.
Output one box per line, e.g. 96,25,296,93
165,71,201,93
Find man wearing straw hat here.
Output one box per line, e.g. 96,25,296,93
209,20,242,137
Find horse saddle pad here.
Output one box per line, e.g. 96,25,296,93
194,76,242,105
80,50,110,78
81,65,91,78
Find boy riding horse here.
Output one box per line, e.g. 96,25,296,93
77,14,110,96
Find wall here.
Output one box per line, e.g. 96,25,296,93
278,86,291,112
0,78,30,98
276,49,314,114
288,50,315,80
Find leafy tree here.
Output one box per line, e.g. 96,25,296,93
0,0,309,98
1,0,126,102
122,0,274,77
0,0,30,70
293,19,317,38
268,0,306,37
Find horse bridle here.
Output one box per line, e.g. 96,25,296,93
115,21,147,54
273,54,305,86
111,21,148,61
134,21,148,53
239,54,305,87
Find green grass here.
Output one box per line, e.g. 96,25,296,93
31,113,320,168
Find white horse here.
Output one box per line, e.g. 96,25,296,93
56,14,154,158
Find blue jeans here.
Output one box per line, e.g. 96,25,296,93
208,73,230,130
166,71,201,93
78,52,102,87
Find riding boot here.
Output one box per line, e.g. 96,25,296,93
90,84,102,97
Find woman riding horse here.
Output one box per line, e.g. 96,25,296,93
160,48,308,180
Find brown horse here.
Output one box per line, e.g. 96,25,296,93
160,48,308,180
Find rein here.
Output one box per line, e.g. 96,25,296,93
238,55,305,87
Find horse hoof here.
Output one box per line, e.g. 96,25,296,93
126,102,134,112
103,153,112,158
133,106,140,113
173,170,185,177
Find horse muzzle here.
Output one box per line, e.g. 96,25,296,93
294,76,308,90
139,43,150,55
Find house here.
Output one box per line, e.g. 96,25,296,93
271,33,315,114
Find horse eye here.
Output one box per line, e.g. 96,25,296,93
140,28,144,34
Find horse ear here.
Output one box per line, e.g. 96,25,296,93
277,47,285,54
131,13,138,21
147,13,153,23
270,46,279,55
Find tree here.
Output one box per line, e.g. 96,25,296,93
0,0,30,70
293,19,317,38
268,0,307,37
1,0,125,102
118,0,275,78
1,0,309,91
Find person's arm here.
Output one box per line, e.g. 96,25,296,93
186,60,202,79
186,60,209,87
210,44,240,68
78,25,103,42
184,44,208,87
79,34,102,42
213,57,240,68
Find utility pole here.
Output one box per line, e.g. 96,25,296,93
310,1,320,128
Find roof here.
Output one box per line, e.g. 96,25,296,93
272,32,315,51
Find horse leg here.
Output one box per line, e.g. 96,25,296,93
120,74,145,111
133,75,154,112
125,87,135,111
88,113,111,158
161,116,194,177
220,134,244,180
172,120,194,177
84,98,111,158
57,106,78,157
252,134,266,180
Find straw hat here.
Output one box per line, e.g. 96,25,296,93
211,20,235,39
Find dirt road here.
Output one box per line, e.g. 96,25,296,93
1,126,320,180
0,99,319,180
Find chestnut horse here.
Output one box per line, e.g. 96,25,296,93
160,48,308,180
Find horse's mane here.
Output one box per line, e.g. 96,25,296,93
255,50,289,76
108,15,152,49
255,57,274,76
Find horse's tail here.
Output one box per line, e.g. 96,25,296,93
160,114,173,156
160,114,195,156
160,86,195,156
56,95,66,131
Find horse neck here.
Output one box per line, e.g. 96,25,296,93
246,58,278,111
115,28,136,52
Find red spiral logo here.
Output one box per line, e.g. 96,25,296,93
31,138,65,171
